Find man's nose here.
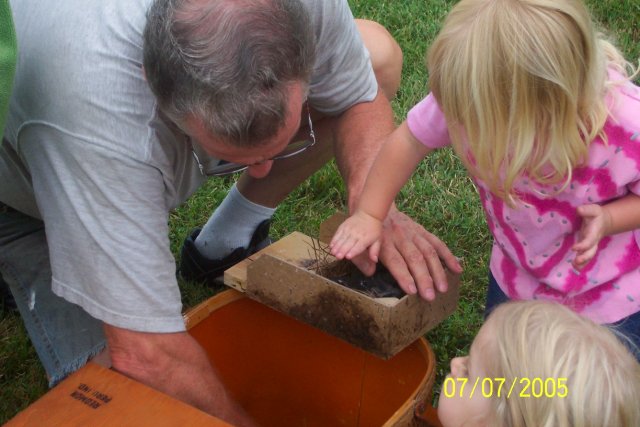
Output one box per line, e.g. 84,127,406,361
246,160,274,179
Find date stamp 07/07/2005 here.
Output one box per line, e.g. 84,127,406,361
442,377,569,399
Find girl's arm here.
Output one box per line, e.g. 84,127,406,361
330,121,433,261
573,193,640,268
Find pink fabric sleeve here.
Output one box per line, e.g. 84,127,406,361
406,93,451,149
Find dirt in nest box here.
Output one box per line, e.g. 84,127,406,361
309,259,406,299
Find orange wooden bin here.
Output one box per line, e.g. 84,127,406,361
8,289,443,426
186,289,442,427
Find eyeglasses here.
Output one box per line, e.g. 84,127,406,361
192,106,316,177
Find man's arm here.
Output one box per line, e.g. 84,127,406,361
105,325,257,426
332,88,395,213
23,128,255,424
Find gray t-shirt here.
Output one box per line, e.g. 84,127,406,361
1,0,377,332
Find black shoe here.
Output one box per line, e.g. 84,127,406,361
0,277,17,313
178,219,272,287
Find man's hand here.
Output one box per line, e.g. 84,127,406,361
330,210,383,262
350,207,462,301
572,204,612,269
105,325,258,427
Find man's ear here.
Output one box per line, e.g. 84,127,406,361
141,65,147,82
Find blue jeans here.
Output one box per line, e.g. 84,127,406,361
0,205,105,386
485,271,640,361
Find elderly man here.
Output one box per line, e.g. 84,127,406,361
0,0,461,424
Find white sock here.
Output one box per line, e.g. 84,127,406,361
194,183,276,259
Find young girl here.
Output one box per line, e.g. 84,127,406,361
330,0,640,348
437,300,640,427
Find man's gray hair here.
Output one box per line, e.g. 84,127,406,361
143,0,315,146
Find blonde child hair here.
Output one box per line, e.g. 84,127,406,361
483,301,640,426
427,0,637,201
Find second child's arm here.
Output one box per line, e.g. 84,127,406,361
330,122,433,260
573,193,640,268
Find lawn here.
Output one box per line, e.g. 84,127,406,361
1,0,638,423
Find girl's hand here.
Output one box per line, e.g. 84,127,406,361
572,204,612,269
329,210,383,262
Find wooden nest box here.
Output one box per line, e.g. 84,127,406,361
224,213,461,359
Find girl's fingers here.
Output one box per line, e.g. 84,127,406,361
345,239,369,260
333,238,355,259
572,234,593,252
329,227,346,249
369,241,381,263
573,246,597,269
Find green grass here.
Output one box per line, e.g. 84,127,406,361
1,0,638,423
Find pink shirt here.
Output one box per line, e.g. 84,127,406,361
407,80,640,323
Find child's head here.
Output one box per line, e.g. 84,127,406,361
438,300,640,427
427,0,632,200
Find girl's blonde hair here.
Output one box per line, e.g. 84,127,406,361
427,0,636,201
484,301,640,427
